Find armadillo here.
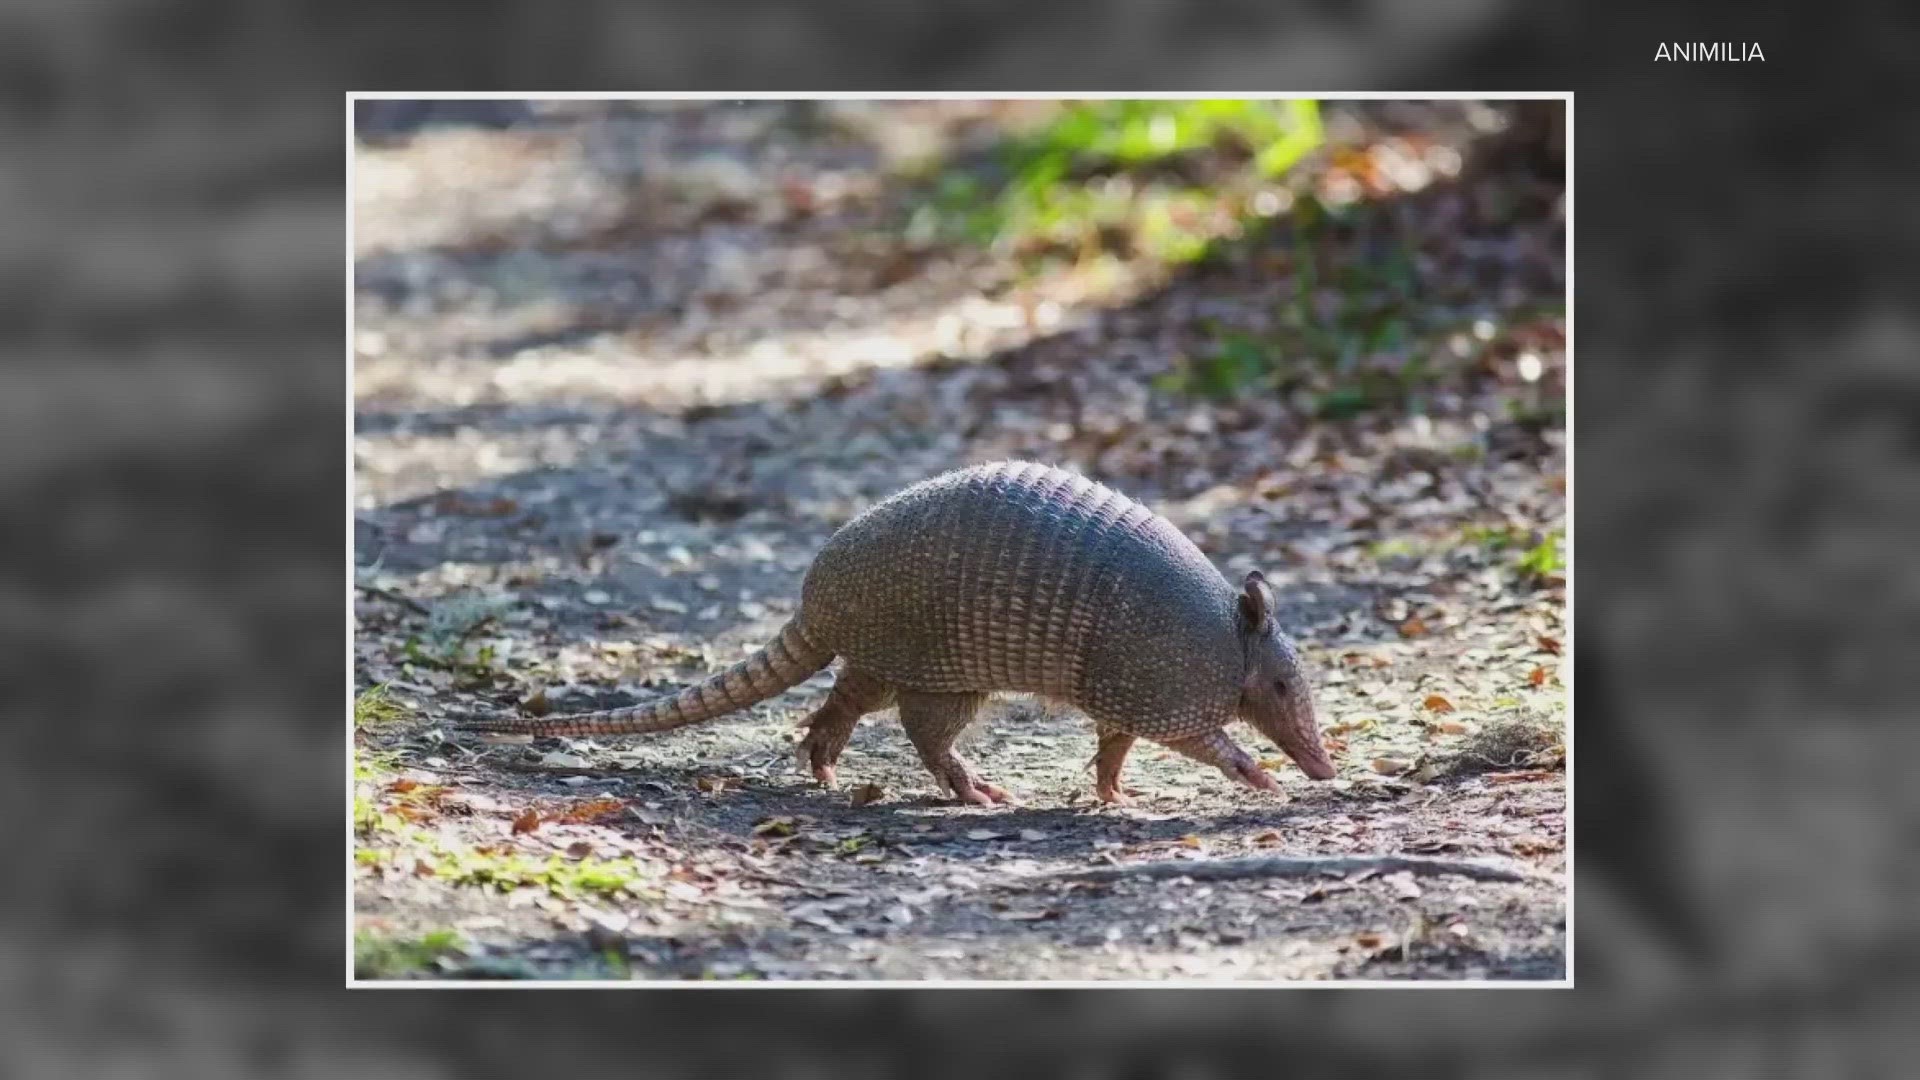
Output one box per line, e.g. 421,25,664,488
459,461,1335,804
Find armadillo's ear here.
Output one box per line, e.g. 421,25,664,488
1238,570,1272,631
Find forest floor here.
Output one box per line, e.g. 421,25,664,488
351,100,1567,982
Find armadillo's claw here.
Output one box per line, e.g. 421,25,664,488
1161,729,1282,797
1230,760,1280,793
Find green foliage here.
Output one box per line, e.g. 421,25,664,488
355,928,465,979
1461,525,1565,583
399,593,513,687
911,99,1322,262
1461,523,1528,553
428,847,656,902
1518,531,1565,581
353,683,405,729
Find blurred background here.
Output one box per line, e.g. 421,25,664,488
6,0,1918,1071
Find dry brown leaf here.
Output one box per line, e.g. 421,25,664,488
564,841,594,860
695,776,731,794
510,807,542,835
1529,665,1551,687
1536,635,1563,655
520,688,552,716
1433,720,1470,736
1422,694,1455,714
386,777,421,794
1178,834,1203,849
1398,616,1429,639
849,783,887,807
1369,757,1413,776
1354,932,1385,949
556,797,627,824
1251,829,1286,845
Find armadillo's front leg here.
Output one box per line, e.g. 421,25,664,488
796,667,895,786
1092,728,1137,805
896,691,1008,806
1160,728,1279,794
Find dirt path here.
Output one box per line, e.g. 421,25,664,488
352,101,1567,981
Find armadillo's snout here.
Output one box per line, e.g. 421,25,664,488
1292,744,1337,781
1251,694,1337,780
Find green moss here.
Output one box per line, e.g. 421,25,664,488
354,928,465,979
353,683,405,729
428,847,658,902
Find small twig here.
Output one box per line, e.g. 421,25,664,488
355,583,430,615
1046,854,1539,886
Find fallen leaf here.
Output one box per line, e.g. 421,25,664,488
753,816,797,837
1178,834,1203,849
1251,829,1286,845
1433,720,1470,736
849,783,887,807
695,776,732,794
1537,635,1563,655
1384,871,1423,900
965,829,1004,842
883,904,915,926
1529,665,1551,687
1369,757,1413,776
1422,694,1455,714
511,807,542,835
1354,932,1385,949
1398,616,1428,638
521,689,552,716
555,797,627,824
386,778,422,794
564,841,594,860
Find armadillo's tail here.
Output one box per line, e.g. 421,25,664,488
457,619,833,739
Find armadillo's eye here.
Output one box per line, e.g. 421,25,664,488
1273,677,1289,692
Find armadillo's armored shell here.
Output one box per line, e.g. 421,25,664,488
800,461,1244,740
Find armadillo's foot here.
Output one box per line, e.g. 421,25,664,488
1160,729,1279,795
927,751,1011,806
1092,728,1137,805
795,666,896,788
796,720,854,787
896,690,1003,805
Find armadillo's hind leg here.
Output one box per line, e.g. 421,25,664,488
795,666,894,787
1160,728,1279,794
897,691,1007,806
1092,727,1138,805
